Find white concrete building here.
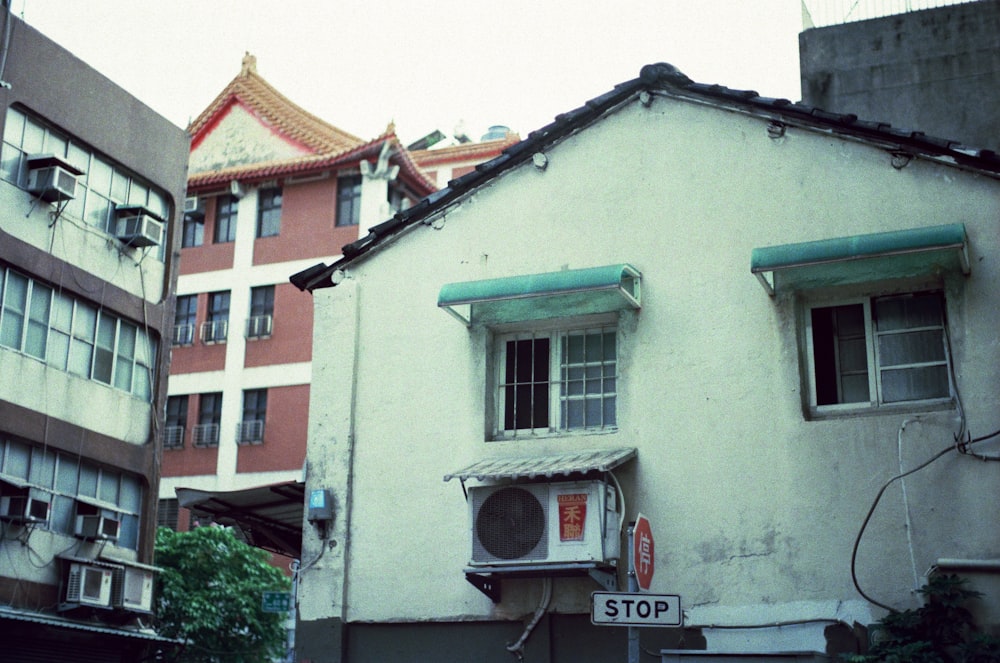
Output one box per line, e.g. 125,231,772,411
290,63,1000,663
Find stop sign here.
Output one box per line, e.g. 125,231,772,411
633,513,655,591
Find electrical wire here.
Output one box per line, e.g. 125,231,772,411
851,443,955,612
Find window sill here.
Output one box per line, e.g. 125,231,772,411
806,398,955,421
490,427,619,442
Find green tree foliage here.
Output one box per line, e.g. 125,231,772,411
155,526,291,662
850,575,1000,663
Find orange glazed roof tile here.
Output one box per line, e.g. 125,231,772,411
188,52,363,159
410,133,521,168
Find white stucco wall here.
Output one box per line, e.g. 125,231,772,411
299,93,1000,646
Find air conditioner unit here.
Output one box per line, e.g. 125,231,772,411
115,212,164,247
183,196,203,217
74,502,121,542
112,566,154,613
0,487,50,525
65,563,114,608
26,154,82,202
468,480,620,568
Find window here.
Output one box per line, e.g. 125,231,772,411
173,295,196,346
214,194,238,243
336,175,361,227
494,325,617,438
157,497,179,530
256,187,282,238
193,393,222,447
0,266,156,399
182,209,204,248
246,286,274,339
2,106,168,258
807,291,951,411
201,291,229,344
237,389,266,445
164,396,188,449
0,437,142,550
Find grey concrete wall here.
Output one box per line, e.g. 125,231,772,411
800,0,1000,151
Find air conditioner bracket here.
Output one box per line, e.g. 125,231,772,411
464,562,618,603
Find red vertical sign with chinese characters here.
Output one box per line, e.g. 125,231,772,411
557,492,588,541
633,513,655,591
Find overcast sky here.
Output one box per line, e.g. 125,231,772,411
16,1,806,145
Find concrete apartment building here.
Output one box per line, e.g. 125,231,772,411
800,0,1000,151
0,12,188,662
290,59,1000,662
160,55,517,568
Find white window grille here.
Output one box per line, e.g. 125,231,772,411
163,425,185,450
236,420,265,445
171,324,194,346
200,320,228,344
192,423,220,448
245,314,273,339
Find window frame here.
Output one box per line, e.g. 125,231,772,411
804,290,953,415
238,389,267,444
172,294,196,346
164,395,188,450
214,194,238,243
491,315,619,440
202,291,230,344
336,174,361,227
193,392,222,448
256,187,282,238
247,286,274,339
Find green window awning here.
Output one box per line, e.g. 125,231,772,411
750,223,969,296
438,264,641,325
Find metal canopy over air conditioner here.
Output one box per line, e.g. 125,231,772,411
26,153,83,203
114,204,165,247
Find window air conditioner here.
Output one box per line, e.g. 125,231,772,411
26,154,82,202
74,501,121,542
65,563,114,608
183,196,203,218
115,212,164,247
468,480,620,568
0,486,50,525
112,566,154,613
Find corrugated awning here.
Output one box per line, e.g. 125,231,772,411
0,606,181,643
176,481,305,558
443,447,637,482
750,223,969,296
438,264,641,325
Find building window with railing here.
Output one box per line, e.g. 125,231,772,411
246,286,274,339
164,395,187,450
201,291,229,344
237,389,266,445
172,295,196,346
192,393,221,448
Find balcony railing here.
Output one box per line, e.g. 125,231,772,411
163,425,185,449
200,319,228,344
192,423,220,448
245,314,273,339
236,420,265,445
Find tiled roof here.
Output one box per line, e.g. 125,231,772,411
186,54,436,195
188,53,363,155
411,133,521,168
443,447,637,482
291,62,1000,292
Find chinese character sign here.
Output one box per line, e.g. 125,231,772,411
557,492,588,541
633,514,655,590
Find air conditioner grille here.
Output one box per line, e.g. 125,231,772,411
474,486,548,561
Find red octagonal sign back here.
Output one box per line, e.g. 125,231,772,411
633,513,655,591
